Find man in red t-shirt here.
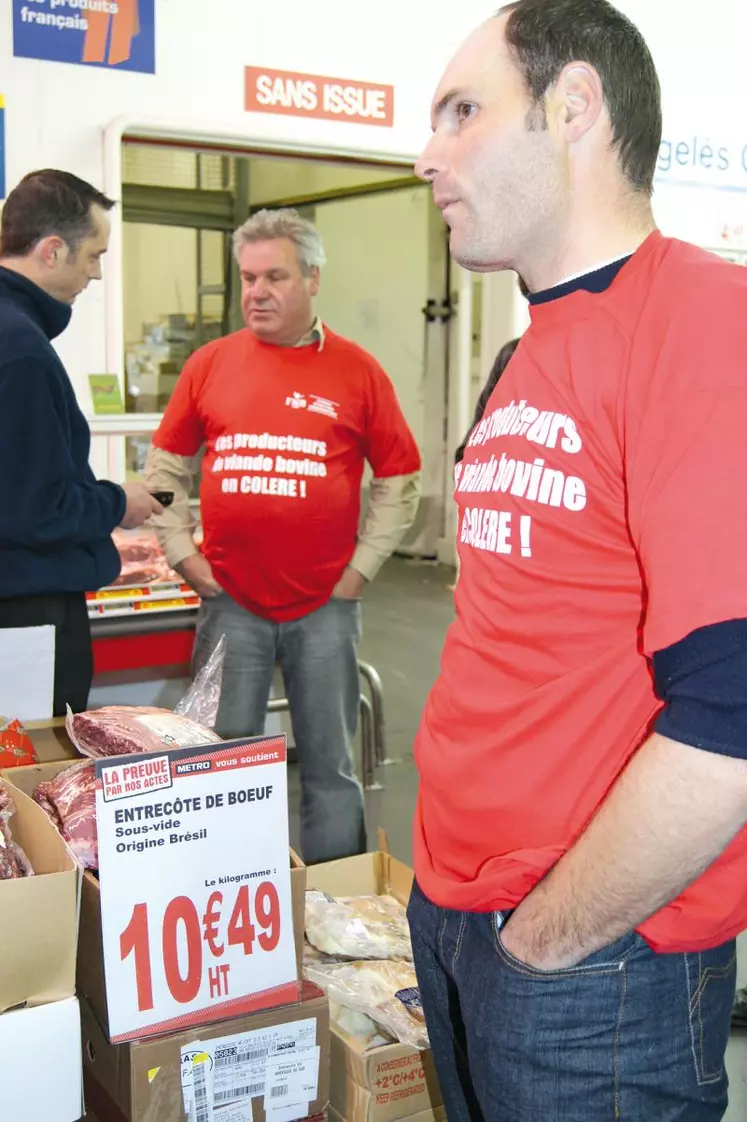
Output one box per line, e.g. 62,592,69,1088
410,1,747,1118
146,208,421,864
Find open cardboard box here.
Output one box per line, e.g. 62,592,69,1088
3,758,307,1040
0,777,80,1013
81,982,330,1122
305,852,442,1122
23,716,79,763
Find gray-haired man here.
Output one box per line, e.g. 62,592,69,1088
146,208,422,863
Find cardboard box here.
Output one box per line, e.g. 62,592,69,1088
3,759,307,1039
24,716,78,763
1,757,79,798
0,996,84,1121
81,982,330,1122
0,779,80,1013
305,853,442,1122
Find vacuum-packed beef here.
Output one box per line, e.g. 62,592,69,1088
0,780,34,878
111,529,180,586
66,706,222,759
33,762,97,870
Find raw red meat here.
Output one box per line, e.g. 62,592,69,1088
0,780,34,878
33,762,97,870
111,529,181,587
67,706,222,759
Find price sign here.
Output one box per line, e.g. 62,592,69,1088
95,736,298,1043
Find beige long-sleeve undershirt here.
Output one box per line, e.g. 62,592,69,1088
145,444,421,582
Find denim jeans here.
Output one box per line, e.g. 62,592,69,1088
407,880,737,1121
193,591,366,864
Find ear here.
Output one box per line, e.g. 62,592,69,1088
308,265,321,297
549,62,604,144
35,234,67,270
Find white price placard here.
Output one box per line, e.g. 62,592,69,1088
95,736,297,1043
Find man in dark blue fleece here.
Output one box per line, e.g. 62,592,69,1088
0,169,162,714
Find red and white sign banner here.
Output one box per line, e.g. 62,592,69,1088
245,66,394,128
95,736,297,1043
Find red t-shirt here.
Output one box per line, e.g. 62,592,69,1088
414,231,747,953
153,327,420,621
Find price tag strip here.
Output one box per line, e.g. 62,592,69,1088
180,1017,319,1122
95,736,298,1043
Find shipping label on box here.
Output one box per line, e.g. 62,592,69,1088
80,984,330,1122
181,1016,319,1121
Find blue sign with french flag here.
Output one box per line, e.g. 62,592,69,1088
13,1,155,75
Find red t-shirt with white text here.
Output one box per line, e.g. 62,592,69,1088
414,232,747,952
154,327,420,621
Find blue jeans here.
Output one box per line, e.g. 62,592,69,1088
193,591,366,864
407,881,737,1121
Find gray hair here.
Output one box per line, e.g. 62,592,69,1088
233,208,326,274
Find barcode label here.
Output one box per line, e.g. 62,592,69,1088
270,1084,290,1099
194,1062,210,1122
216,1047,268,1068
214,1082,264,1103
238,1048,269,1064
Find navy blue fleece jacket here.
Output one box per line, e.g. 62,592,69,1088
0,266,125,596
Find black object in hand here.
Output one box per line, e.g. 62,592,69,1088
150,490,174,507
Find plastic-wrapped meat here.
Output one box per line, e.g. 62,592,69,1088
33,762,97,870
0,780,34,878
0,782,14,877
303,957,428,1049
305,891,413,960
66,706,222,759
32,784,61,831
111,529,180,587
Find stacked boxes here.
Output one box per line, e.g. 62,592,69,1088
305,853,442,1122
0,777,84,1122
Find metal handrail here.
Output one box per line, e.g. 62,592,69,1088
267,689,380,792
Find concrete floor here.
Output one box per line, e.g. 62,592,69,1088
286,555,747,1122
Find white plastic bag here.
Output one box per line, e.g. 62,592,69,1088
175,633,226,728
303,958,428,1050
304,890,413,961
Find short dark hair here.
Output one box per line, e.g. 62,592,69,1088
0,169,115,258
499,0,662,195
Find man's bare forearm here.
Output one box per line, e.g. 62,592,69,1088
501,733,747,969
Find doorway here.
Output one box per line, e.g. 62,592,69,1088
119,139,452,555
